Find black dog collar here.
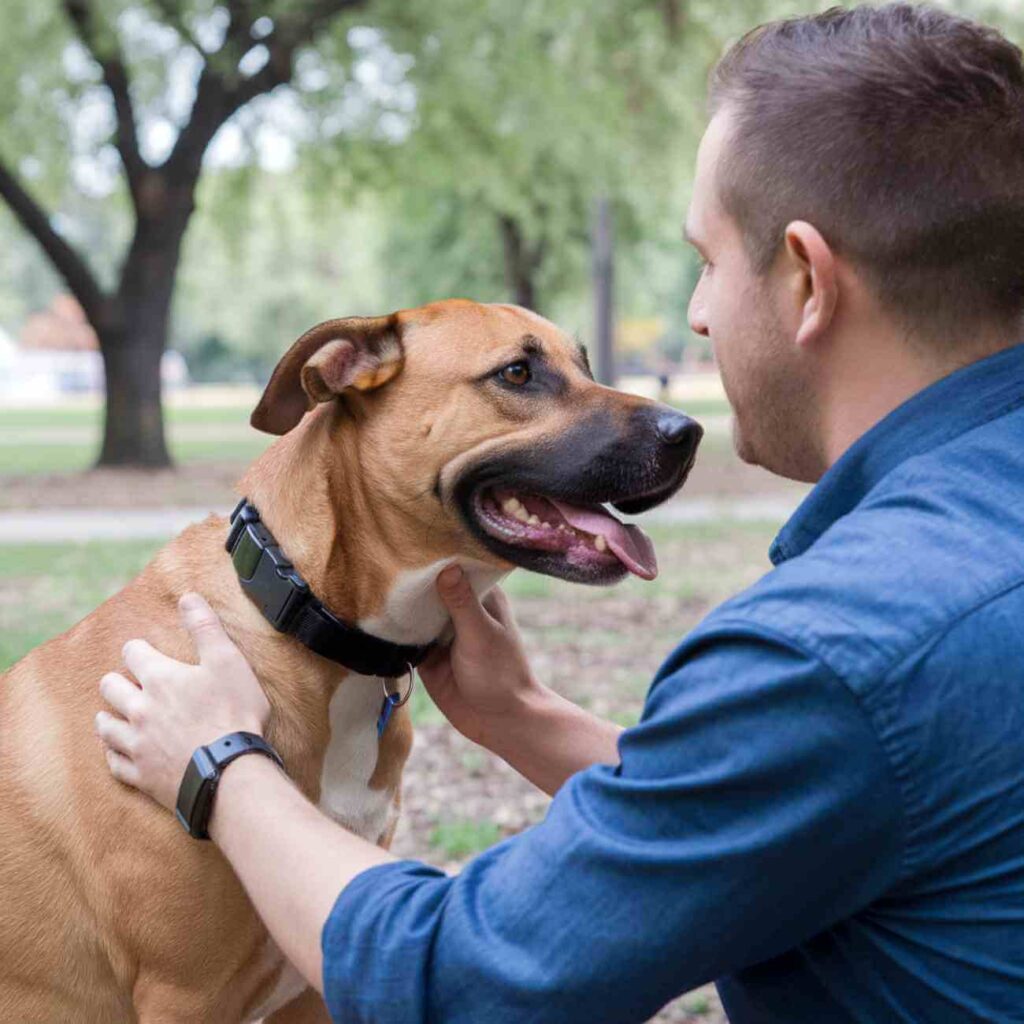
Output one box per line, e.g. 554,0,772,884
226,498,434,678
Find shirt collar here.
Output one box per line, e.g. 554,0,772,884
769,342,1024,566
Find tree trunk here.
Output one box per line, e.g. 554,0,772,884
98,326,170,467
498,214,539,310
95,183,193,468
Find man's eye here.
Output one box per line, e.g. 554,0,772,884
498,361,531,386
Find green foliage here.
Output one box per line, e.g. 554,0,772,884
343,0,720,315
5,0,1016,377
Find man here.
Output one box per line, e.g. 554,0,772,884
95,4,1024,1021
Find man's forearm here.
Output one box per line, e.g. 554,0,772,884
487,686,623,796
209,754,395,992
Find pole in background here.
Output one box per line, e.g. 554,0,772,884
592,196,615,387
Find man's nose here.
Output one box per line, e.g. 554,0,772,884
656,411,703,457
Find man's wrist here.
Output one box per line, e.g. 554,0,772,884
208,750,286,845
480,682,623,795
482,680,563,758
176,730,281,841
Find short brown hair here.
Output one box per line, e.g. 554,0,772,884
710,3,1024,338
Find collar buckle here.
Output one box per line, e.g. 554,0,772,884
226,500,310,631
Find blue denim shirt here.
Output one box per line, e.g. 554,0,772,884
322,344,1024,1023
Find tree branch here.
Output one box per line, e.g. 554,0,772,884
0,156,107,326
148,0,207,56
63,0,146,199
221,0,258,55
165,0,365,180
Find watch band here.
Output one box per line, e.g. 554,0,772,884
175,731,285,841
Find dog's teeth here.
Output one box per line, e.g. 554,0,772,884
514,508,530,523
528,514,541,526
501,498,518,514
595,534,608,552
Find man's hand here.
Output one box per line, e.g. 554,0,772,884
419,566,622,795
95,592,270,811
418,566,545,749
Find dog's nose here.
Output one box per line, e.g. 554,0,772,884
656,411,702,450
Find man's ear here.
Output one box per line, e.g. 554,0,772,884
782,221,838,349
251,315,404,435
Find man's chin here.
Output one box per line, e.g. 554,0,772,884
733,420,823,484
731,418,760,467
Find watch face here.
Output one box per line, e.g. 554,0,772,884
175,746,219,839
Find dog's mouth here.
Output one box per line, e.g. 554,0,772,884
471,485,658,582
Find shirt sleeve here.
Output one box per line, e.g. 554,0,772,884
321,621,905,1024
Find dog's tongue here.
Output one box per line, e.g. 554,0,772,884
549,499,658,580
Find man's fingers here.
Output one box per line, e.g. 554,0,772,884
104,747,141,788
416,645,453,692
99,671,144,720
481,586,513,625
94,710,136,757
122,638,179,686
178,592,236,665
417,644,449,674
435,566,493,636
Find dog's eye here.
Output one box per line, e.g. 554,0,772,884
499,361,532,386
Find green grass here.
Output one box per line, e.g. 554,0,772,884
0,517,778,680
682,993,713,1015
0,540,163,671
667,396,731,418
0,406,254,430
429,818,503,859
0,436,270,475
0,404,269,475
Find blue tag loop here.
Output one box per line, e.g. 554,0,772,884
377,664,415,738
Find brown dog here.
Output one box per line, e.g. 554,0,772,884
0,300,700,1022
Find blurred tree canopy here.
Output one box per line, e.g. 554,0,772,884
8,0,1011,467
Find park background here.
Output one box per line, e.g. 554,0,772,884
0,1,1018,1020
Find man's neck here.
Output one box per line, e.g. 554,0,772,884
818,326,1017,471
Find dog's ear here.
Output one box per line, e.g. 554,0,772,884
251,315,404,435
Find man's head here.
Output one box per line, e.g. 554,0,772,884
687,3,1024,481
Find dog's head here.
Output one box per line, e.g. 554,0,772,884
251,300,701,585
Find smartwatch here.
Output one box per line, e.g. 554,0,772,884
175,731,285,840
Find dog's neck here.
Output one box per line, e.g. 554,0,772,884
237,406,508,648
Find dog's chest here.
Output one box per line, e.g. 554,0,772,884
317,673,398,841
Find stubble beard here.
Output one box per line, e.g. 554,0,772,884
725,308,822,483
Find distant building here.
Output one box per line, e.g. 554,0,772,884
0,295,187,403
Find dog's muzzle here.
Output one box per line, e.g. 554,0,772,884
451,407,703,585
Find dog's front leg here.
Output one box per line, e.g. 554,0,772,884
264,987,333,1024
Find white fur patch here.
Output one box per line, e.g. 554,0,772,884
358,557,509,645
318,674,397,840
